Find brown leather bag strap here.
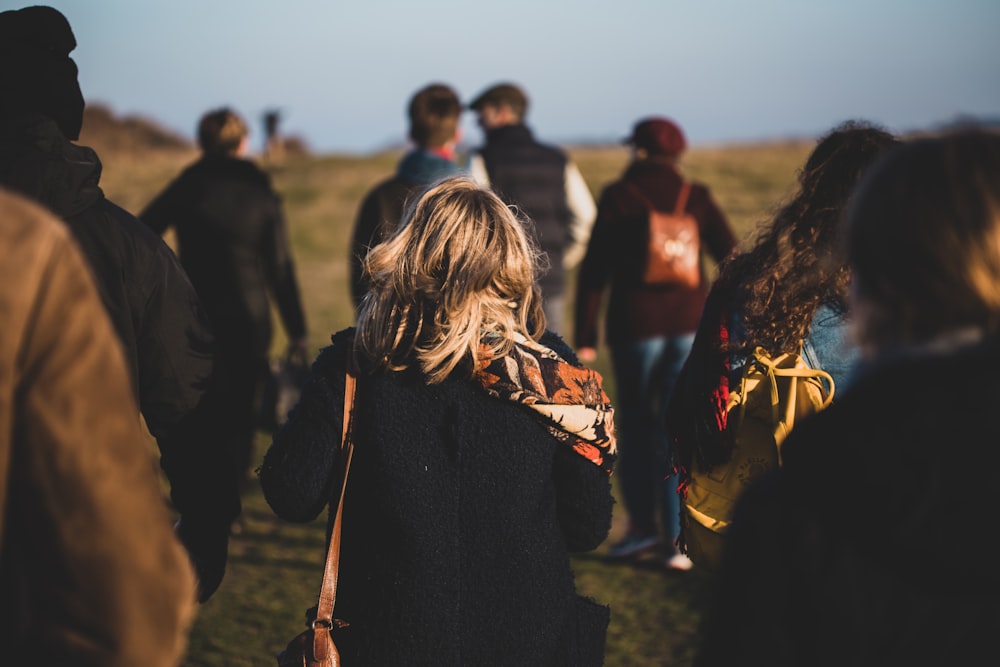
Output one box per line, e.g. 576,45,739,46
311,349,358,662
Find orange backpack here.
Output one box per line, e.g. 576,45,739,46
628,181,701,287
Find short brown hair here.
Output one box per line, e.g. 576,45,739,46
197,107,248,156
407,83,461,148
467,82,528,120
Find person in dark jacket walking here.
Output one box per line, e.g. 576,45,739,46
0,4,238,603
141,107,309,487
574,116,737,568
261,177,616,666
0,187,198,667
468,82,596,336
694,127,1000,666
350,82,464,309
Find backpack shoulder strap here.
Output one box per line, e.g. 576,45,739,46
623,180,652,209
624,180,690,213
674,181,691,215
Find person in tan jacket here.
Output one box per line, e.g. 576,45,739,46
0,187,197,667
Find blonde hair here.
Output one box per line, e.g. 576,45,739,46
356,176,546,383
197,107,248,156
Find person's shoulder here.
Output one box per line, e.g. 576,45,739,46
94,198,193,268
502,123,566,157
688,180,715,197
330,327,356,347
680,177,722,209
539,329,581,365
101,198,163,238
70,193,151,244
359,174,410,211
196,155,273,187
533,134,569,159
314,327,357,371
232,157,275,188
370,173,409,197
601,176,631,196
0,186,70,246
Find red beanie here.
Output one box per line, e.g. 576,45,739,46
624,117,687,157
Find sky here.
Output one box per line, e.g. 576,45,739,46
6,0,999,154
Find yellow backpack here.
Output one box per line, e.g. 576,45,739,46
680,344,834,571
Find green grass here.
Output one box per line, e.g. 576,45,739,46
89,136,813,667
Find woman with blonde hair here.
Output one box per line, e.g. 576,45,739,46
261,177,616,666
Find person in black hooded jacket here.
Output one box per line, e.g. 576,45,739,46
141,107,309,487
0,4,239,603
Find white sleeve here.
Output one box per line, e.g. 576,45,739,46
468,153,490,187
562,161,597,269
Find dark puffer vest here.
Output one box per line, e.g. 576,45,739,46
477,124,571,297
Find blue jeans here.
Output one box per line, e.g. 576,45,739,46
610,334,695,547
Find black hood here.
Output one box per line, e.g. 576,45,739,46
0,114,103,218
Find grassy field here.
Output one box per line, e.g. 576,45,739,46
89,132,813,667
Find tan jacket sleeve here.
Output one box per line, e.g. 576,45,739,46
0,191,197,667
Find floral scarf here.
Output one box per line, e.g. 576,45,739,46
474,333,616,474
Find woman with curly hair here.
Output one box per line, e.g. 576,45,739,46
667,120,899,519
722,120,899,368
260,177,616,666
695,124,1000,667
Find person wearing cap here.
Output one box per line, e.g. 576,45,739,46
350,82,465,310
573,116,737,569
467,81,597,336
0,5,239,603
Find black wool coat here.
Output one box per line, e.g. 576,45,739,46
261,329,615,666
695,334,1000,667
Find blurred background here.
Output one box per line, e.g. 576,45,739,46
15,0,1000,156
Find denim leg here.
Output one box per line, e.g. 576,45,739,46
610,338,668,536
657,333,695,548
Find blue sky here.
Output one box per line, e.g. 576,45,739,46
7,0,999,154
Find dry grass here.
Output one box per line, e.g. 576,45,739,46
85,121,813,666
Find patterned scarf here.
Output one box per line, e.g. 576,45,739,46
475,333,616,474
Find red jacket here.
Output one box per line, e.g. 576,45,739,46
574,158,737,347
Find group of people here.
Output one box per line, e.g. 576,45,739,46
349,84,738,574
350,79,598,338
2,4,998,666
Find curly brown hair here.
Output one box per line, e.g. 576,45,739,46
718,120,900,356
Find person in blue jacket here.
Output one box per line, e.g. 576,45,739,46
349,82,464,309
